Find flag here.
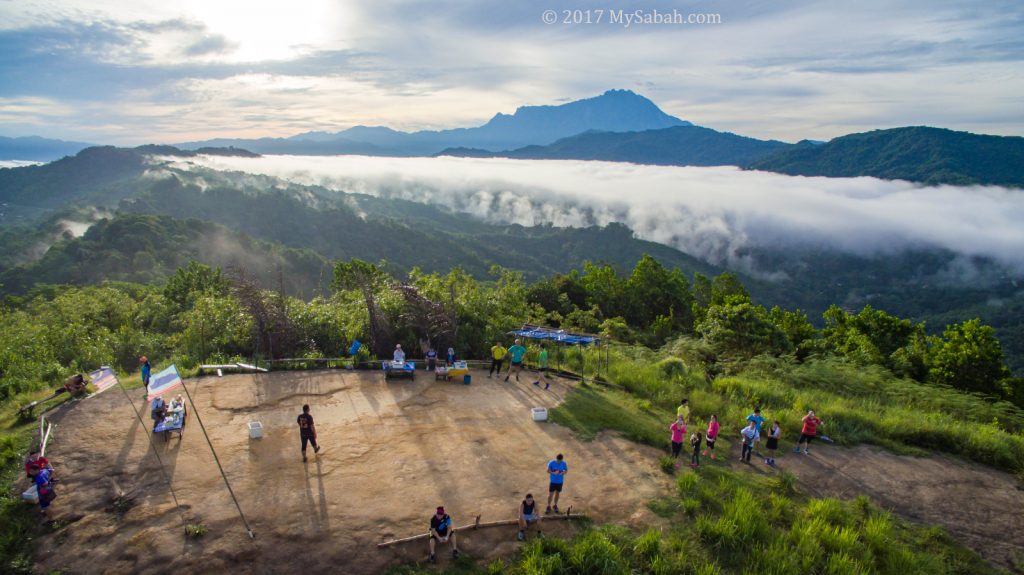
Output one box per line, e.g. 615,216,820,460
88,366,119,394
147,364,183,400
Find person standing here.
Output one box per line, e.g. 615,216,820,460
545,453,568,514
393,344,405,363
795,410,823,455
31,465,55,521
24,449,53,479
426,347,438,371
704,415,720,460
446,347,456,366
677,398,690,423
297,404,321,462
669,416,686,459
428,506,459,563
140,356,152,387
746,407,766,447
690,431,703,468
538,343,549,376
740,421,757,463
765,420,782,466
505,339,527,382
516,493,543,541
150,396,167,427
488,341,506,377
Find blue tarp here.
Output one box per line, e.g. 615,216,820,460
508,328,600,346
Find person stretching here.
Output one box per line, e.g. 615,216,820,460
505,339,527,382
428,506,459,563
516,493,543,541
795,410,823,455
546,453,568,514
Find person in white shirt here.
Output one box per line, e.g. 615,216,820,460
393,344,405,363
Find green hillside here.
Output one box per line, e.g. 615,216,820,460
750,127,1024,187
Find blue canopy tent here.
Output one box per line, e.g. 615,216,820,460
507,325,605,382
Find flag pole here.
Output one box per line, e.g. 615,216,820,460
179,377,255,538
116,381,188,531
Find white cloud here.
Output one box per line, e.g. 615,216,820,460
180,154,1024,276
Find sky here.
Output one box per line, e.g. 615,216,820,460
180,154,1024,279
0,0,1022,144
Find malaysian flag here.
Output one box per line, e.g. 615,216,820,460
89,366,119,394
147,364,183,400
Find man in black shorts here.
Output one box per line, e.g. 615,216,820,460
297,404,321,462
428,506,459,563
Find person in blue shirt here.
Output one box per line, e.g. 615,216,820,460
31,465,55,520
393,344,405,363
504,339,528,382
428,506,459,563
426,347,438,371
140,356,151,386
446,347,456,366
545,453,568,514
746,407,766,446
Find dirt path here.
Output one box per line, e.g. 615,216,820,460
728,442,1024,570
31,370,671,574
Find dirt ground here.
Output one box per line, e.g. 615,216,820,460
30,369,672,574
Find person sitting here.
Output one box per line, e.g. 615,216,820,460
167,395,186,425
517,493,543,541
446,347,456,366
428,506,459,563
426,347,438,371
151,396,167,426
393,344,406,363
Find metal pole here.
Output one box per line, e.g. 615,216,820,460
179,379,256,538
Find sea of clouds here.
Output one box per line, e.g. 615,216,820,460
182,154,1024,277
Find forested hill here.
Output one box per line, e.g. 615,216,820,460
750,127,1024,187
439,125,790,167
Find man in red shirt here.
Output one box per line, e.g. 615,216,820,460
795,410,823,455
24,449,53,478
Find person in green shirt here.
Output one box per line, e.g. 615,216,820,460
677,398,690,423
505,338,528,382
538,343,549,376
489,341,507,377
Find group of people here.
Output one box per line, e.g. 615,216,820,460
669,398,825,468
489,339,550,386
150,393,186,428
426,453,569,563
393,344,456,371
24,449,56,521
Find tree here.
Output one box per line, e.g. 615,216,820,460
624,254,694,333
163,260,228,312
580,261,627,320
929,319,1011,398
697,301,791,359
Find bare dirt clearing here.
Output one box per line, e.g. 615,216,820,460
737,443,1024,570
32,370,671,574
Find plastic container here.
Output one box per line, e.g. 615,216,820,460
532,407,548,421
463,374,471,385
248,421,263,439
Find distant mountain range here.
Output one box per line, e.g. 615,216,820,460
438,125,791,167
749,127,1024,187
0,136,95,162
179,89,690,155
4,90,1023,188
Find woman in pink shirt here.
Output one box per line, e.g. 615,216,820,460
669,416,686,459
703,415,720,460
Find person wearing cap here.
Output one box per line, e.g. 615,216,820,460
393,344,405,363
140,356,152,386
24,449,53,479
516,493,543,541
428,506,459,563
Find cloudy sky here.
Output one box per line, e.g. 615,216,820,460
1,0,1021,144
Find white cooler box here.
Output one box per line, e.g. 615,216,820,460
532,407,548,422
